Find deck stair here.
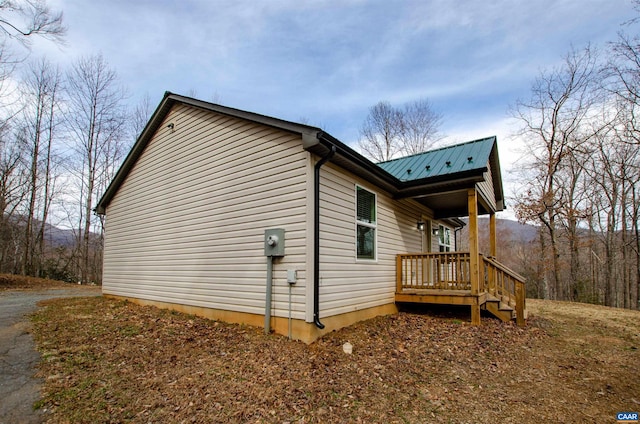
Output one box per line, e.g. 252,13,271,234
483,295,515,322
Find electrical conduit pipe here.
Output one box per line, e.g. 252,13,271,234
313,144,336,329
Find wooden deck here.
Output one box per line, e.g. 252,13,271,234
395,252,526,326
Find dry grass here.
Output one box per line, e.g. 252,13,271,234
26,293,640,423
0,273,80,291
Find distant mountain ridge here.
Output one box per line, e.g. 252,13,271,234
460,217,537,242
44,222,80,247
490,217,538,243
3,215,84,248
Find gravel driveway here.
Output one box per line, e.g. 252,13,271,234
0,287,101,424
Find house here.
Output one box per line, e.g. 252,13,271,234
95,92,525,343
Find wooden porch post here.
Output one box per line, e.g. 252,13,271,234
489,212,497,258
396,254,403,294
468,188,481,325
488,212,497,296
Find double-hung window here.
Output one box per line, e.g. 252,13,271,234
438,224,452,252
356,185,377,260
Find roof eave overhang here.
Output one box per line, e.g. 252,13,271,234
95,92,324,215
489,143,505,211
442,217,467,228
303,132,401,195
302,135,494,200
395,169,487,199
95,93,176,215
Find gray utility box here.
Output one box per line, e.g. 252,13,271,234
264,228,285,257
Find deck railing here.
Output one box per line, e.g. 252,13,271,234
396,252,526,326
481,255,526,326
396,252,471,292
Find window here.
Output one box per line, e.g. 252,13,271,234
356,185,376,260
438,225,452,252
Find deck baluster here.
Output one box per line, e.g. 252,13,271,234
396,252,526,327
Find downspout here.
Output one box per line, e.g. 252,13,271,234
313,143,336,329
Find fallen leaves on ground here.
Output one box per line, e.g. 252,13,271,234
28,295,639,423
0,273,81,291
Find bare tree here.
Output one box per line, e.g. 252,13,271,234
399,99,444,155
557,143,591,300
359,99,443,162
0,0,66,147
0,122,27,272
35,62,62,276
607,20,640,308
606,34,640,145
131,93,153,140
66,54,127,283
17,57,62,276
358,101,403,162
631,176,640,308
0,0,65,107
512,46,601,300
0,0,65,47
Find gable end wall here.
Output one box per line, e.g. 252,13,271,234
477,164,496,212
103,104,309,320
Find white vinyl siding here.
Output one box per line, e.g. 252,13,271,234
429,221,439,253
477,165,496,211
103,104,308,320
317,163,432,317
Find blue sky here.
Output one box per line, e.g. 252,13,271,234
34,0,636,210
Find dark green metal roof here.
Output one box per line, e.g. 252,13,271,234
376,136,496,182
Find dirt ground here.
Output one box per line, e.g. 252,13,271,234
22,280,640,423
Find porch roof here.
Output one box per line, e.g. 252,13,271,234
377,137,495,182
304,133,505,217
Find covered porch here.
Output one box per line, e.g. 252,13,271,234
395,190,526,326
377,138,527,326
395,232,526,328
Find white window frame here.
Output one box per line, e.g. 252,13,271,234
438,224,452,252
355,184,377,262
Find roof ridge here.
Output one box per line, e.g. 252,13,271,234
166,92,323,133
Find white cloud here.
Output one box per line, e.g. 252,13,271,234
24,0,638,189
